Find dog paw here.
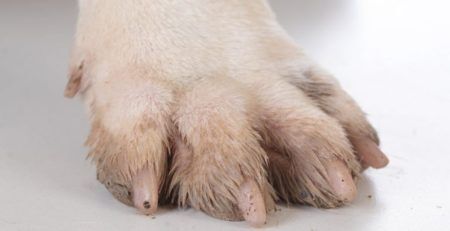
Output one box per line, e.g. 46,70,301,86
66,1,388,226
68,68,387,225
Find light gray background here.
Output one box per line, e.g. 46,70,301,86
1,0,449,230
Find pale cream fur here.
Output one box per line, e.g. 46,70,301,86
66,0,385,223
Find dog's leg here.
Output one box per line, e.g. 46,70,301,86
65,0,389,225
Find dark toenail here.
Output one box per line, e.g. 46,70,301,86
300,191,308,199
143,201,151,209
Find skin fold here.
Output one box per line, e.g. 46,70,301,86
66,0,389,227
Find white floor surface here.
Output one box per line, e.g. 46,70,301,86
1,0,449,230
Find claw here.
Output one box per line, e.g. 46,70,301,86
325,160,357,203
132,166,158,215
238,179,266,227
352,138,389,169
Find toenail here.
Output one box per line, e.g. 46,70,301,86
300,191,308,199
